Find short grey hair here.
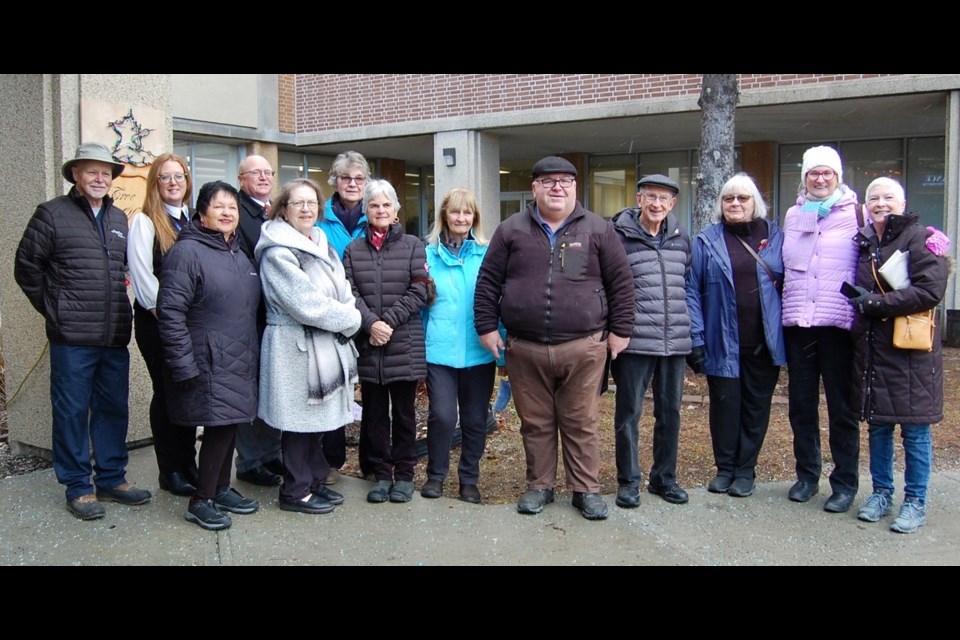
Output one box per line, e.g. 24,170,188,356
327,151,370,186
715,173,768,222
363,178,401,212
864,176,905,202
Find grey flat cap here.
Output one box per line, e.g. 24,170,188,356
637,174,679,195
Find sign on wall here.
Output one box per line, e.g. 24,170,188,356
80,99,167,219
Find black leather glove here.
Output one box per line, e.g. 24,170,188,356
686,346,707,375
175,376,200,391
336,330,358,345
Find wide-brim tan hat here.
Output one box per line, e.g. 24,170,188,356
61,142,125,184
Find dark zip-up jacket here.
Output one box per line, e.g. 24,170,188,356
851,213,947,424
343,223,428,385
15,187,131,347
474,202,633,344
157,221,262,427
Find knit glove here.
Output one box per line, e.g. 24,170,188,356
846,285,872,313
686,346,707,375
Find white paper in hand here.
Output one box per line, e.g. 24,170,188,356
878,249,911,290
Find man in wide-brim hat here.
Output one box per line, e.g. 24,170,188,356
15,142,152,521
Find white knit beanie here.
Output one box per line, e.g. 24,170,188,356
801,146,843,183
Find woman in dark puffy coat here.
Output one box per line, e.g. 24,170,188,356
158,181,262,531
848,177,949,534
343,179,428,504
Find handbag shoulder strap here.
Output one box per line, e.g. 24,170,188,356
733,234,778,286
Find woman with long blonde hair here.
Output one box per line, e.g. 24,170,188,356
128,152,199,496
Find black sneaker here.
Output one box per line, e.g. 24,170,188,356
186,498,232,531
214,487,260,514
67,495,106,520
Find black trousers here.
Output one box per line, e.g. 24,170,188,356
195,424,237,499
280,431,332,502
707,346,780,480
134,302,198,477
784,326,860,494
360,380,418,482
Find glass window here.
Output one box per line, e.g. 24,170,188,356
278,151,303,186
404,167,434,238
841,139,904,197
588,155,636,218
306,154,335,200
193,142,240,190
172,140,241,207
906,137,945,228
637,150,693,230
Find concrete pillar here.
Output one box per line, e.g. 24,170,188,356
943,91,960,344
433,130,500,237
0,74,171,455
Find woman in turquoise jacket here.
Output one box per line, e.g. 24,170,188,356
685,173,785,499
421,188,498,504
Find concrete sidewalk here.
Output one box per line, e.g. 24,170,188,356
1,445,958,566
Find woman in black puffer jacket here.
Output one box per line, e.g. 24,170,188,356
158,181,263,531
848,177,949,535
343,179,428,504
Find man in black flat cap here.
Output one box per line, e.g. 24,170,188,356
15,142,152,520
610,174,693,507
474,155,633,520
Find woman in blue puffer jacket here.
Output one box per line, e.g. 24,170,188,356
420,188,499,504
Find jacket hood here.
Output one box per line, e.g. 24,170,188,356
256,217,329,262
612,207,683,242
177,219,240,252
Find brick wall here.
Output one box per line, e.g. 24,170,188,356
293,74,897,134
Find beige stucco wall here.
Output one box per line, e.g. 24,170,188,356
172,74,258,128
0,74,171,455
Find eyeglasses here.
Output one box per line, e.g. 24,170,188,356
241,169,274,178
640,193,675,204
536,177,575,189
158,173,186,184
288,200,320,210
722,194,752,204
807,169,836,181
338,175,366,185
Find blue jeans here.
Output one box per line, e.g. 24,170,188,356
49,343,130,500
611,353,685,489
868,423,932,504
235,417,282,474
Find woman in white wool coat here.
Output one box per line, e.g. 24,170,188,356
255,178,362,515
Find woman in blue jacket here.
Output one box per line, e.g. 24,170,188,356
420,188,498,504
685,173,786,498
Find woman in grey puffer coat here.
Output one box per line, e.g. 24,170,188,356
343,179,428,505
256,179,362,515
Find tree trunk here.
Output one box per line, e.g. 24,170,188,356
694,74,739,235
